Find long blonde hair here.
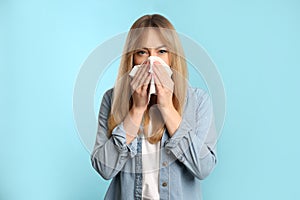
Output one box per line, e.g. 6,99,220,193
107,14,188,143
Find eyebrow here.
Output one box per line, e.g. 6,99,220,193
140,45,167,50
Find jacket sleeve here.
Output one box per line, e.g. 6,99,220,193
164,89,218,180
90,89,138,180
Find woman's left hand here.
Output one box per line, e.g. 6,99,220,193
153,62,182,136
153,62,174,109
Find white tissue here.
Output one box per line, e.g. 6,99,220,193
129,56,173,103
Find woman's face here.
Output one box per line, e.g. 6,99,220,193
133,28,170,66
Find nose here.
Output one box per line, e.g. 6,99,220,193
149,49,157,57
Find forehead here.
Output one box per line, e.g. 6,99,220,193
138,28,165,48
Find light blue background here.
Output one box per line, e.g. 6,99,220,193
1,0,299,199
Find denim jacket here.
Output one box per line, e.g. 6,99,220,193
91,86,218,200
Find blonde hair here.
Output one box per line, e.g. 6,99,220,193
107,14,188,143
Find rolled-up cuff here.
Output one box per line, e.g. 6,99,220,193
165,118,193,161
112,122,138,158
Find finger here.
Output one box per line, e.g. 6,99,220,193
138,65,151,89
141,73,152,93
153,73,163,93
143,72,152,85
153,63,168,83
131,64,149,91
135,63,149,87
153,64,174,92
154,62,170,76
132,65,146,83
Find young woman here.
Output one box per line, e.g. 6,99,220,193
91,14,217,200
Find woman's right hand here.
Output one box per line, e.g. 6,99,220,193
130,62,152,113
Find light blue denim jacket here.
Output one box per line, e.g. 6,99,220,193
91,86,218,200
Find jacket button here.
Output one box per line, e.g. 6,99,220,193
162,182,168,187
162,161,168,167
178,155,185,162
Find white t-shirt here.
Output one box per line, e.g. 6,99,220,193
141,122,161,200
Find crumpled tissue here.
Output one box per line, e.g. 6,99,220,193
129,56,173,102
